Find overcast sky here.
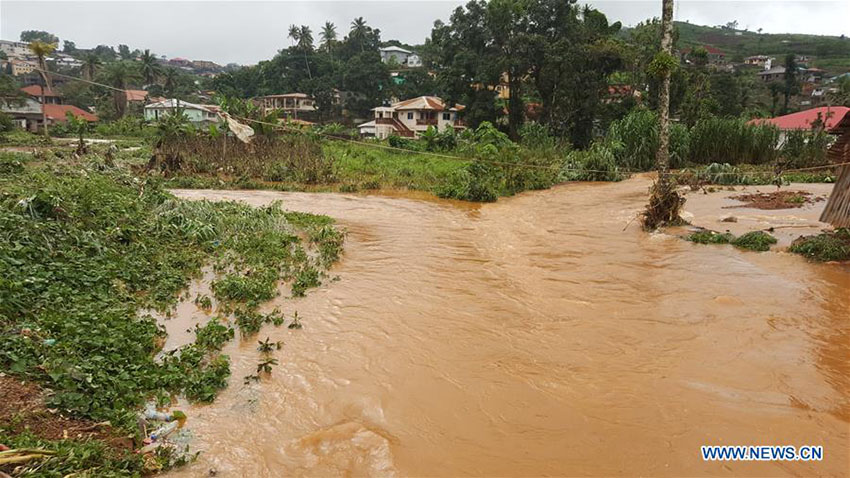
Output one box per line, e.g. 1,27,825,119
1,1,847,65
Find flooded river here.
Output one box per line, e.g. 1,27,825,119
169,177,849,477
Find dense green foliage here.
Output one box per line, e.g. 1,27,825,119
0,153,342,475
789,229,850,262
687,230,734,244
731,231,778,251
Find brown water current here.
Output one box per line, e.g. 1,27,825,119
167,177,850,477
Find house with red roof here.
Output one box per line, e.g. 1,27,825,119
125,89,149,103
748,106,850,134
681,45,726,66
363,96,465,139
20,85,64,105
43,104,98,124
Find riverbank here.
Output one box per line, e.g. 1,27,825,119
0,154,344,475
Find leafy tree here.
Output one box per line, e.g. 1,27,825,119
118,44,133,60
62,40,76,53
20,30,58,44
93,44,117,61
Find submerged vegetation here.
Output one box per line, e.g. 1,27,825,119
789,229,850,262
686,229,778,251
0,152,342,474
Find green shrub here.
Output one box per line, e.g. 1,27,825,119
560,143,623,181
435,161,500,202
732,231,778,251
781,129,831,168
687,230,734,244
789,229,850,262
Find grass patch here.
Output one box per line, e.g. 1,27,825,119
789,229,850,262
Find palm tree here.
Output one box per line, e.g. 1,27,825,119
138,49,161,86
350,17,368,52
28,40,57,136
288,24,301,46
162,67,179,98
81,51,102,81
101,61,141,118
288,25,313,79
643,0,680,229
320,22,337,53
298,25,314,51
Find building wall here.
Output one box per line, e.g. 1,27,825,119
381,50,410,65
145,107,218,125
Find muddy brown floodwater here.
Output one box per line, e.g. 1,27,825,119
168,177,849,477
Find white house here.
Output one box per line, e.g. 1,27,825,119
363,96,465,139
357,120,376,137
144,99,221,127
405,54,422,68
379,46,412,65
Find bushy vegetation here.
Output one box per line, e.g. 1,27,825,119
688,117,780,165
686,229,777,251
687,230,734,244
732,231,778,251
0,155,342,474
789,229,850,262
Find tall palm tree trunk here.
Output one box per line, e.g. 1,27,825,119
656,0,674,187
642,0,682,230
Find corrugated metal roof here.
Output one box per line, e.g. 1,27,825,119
21,85,61,98
43,104,98,122
749,106,850,132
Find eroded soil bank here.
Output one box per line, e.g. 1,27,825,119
167,177,849,477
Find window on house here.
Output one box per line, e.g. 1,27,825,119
407,112,413,120
442,113,451,121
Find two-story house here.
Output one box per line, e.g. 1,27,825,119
361,96,464,139
21,85,64,104
254,93,317,118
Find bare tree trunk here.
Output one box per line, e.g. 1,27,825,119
41,88,48,137
642,0,683,230
656,0,674,189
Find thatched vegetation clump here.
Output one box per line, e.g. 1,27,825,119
642,180,686,230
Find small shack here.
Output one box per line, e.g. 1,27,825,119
820,114,850,227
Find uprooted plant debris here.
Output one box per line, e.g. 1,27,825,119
727,190,825,210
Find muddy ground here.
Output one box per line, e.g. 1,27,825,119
681,182,836,247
